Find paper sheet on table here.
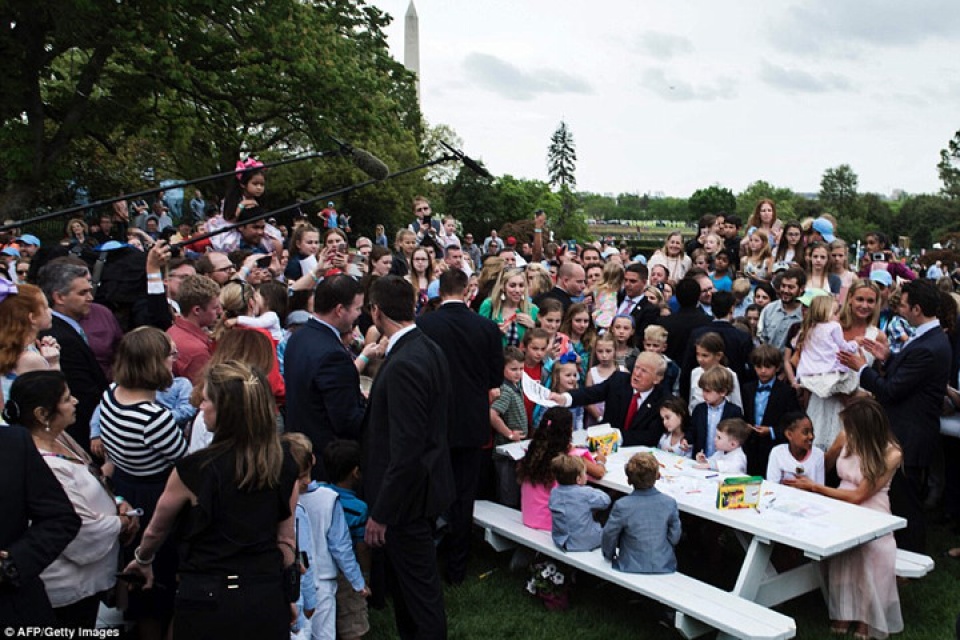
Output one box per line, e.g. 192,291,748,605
522,372,557,407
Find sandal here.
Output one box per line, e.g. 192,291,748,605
852,623,870,640
830,621,850,635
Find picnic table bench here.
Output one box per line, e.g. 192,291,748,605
474,500,796,640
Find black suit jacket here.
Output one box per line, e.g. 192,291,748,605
688,401,743,457
654,307,712,363
40,315,108,452
681,320,756,399
616,291,661,348
740,379,800,476
861,328,951,468
417,302,504,449
0,427,80,624
570,372,666,447
362,328,455,525
283,317,366,480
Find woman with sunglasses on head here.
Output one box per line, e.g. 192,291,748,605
7,370,139,629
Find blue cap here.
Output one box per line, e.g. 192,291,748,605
1,247,21,258
426,278,441,300
812,218,835,243
94,240,131,252
869,269,893,288
16,234,40,247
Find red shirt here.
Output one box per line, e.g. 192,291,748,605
167,317,213,385
523,363,543,430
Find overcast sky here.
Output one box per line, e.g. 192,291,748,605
373,0,960,199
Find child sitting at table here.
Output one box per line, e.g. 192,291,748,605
658,396,692,458
517,407,606,531
766,412,825,485
689,366,743,459
548,454,612,551
695,418,750,474
601,452,682,573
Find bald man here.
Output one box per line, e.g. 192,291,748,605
533,262,585,313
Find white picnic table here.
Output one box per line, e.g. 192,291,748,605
596,446,906,607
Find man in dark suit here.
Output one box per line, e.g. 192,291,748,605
533,261,585,313
615,263,661,347
841,279,951,553
0,427,80,624
38,259,108,452
740,345,801,477
418,269,503,585
284,275,367,480
654,277,711,363
557,352,667,447
363,276,454,639
681,290,755,399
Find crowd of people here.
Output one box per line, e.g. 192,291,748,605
1,164,957,640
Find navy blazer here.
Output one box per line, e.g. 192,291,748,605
616,291,661,348
362,328,455,525
681,320,756,400
40,315,108,453
418,302,504,449
283,317,366,480
740,378,801,477
688,401,743,458
653,307,712,363
860,327,951,468
570,372,666,447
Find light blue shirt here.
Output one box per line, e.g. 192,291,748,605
705,400,725,457
51,310,86,344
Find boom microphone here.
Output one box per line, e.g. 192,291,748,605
439,141,493,180
330,137,390,180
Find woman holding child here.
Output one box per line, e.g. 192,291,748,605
805,279,887,452
787,397,903,640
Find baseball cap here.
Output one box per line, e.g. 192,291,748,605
798,288,830,307
16,234,41,247
506,236,517,246
811,218,835,243
1,247,20,258
869,270,893,288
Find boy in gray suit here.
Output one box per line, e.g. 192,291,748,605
548,455,612,551
602,452,681,574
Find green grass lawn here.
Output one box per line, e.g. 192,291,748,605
367,515,959,639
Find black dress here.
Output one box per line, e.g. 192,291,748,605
173,447,299,639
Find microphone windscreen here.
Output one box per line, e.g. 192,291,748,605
351,148,390,181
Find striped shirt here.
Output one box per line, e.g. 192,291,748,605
99,384,187,476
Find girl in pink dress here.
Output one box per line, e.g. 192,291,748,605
787,398,903,640
516,407,606,530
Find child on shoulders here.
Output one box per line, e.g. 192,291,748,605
766,412,825,485
602,452,681,574
549,454,611,551
695,418,751,475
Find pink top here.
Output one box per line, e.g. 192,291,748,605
796,320,859,379
521,447,595,530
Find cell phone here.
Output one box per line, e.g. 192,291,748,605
423,215,432,225
871,252,886,262
566,240,577,252
349,253,365,265
256,255,272,268
337,241,348,253
116,571,147,586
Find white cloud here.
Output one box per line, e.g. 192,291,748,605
640,68,737,102
634,31,694,60
462,53,593,101
758,62,853,94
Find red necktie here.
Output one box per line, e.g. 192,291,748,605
623,392,641,431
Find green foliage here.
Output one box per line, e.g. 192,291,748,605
819,164,861,220
688,185,737,219
547,121,576,189
896,194,960,248
0,0,423,223
938,130,960,200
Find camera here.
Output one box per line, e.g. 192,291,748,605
255,255,272,268
871,252,886,262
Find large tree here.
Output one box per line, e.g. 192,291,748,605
547,120,576,189
938,130,960,200
0,0,422,225
819,164,861,220
688,185,736,220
